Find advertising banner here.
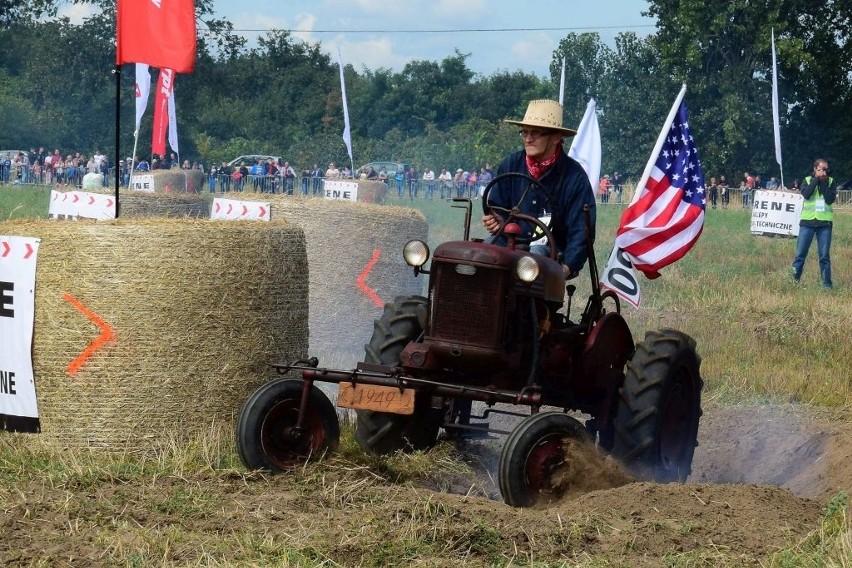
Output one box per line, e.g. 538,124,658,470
751,190,803,237
0,235,41,432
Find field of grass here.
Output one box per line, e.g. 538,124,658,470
1,184,851,566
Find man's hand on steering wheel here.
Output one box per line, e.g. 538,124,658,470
482,211,504,234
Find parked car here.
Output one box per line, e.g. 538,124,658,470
358,161,409,175
227,155,281,168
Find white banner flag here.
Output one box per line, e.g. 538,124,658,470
0,235,41,431
771,29,783,169
568,98,601,200
168,86,179,155
337,47,353,162
135,63,151,134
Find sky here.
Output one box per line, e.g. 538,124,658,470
58,1,657,77
206,0,657,77
56,0,652,78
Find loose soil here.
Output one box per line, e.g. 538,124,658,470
1,402,850,566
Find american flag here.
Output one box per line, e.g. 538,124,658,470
615,90,705,279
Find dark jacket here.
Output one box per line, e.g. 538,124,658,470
489,150,596,275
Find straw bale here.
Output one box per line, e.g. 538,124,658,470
353,180,388,204
91,188,208,218
232,195,427,362
4,218,308,451
150,169,205,193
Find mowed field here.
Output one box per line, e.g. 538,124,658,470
1,185,851,567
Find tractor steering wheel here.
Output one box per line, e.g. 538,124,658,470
481,172,557,261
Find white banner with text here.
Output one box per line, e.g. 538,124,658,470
0,235,41,432
128,173,155,193
323,180,359,202
751,190,803,237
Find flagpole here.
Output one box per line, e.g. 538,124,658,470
129,130,139,188
113,64,121,217
628,84,687,207
558,58,566,106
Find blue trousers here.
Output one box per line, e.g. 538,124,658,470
792,223,832,287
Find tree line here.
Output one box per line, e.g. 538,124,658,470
0,0,849,185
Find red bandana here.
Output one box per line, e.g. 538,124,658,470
525,139,563,180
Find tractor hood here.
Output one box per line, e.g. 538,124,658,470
432,240,566,304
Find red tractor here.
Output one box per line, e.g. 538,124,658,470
237,173,703,507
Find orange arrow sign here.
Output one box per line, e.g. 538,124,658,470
63,292,116,377
356,249,383,308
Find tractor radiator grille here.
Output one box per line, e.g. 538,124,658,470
429,263,506,347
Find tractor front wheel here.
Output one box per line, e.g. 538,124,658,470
355,295,443,455
237,378,340,472
612,329,703,482
498,412,590,507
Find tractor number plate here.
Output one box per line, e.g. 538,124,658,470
337,383,414,415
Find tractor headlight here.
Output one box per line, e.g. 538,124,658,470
403,240,430,267
516,255,540,283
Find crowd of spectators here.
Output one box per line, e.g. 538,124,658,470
703,171,789,209
203,160,502,200
0,147,116,187
346,164,498,200
0,148,206,188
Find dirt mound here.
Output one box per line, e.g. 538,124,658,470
692,402,852,501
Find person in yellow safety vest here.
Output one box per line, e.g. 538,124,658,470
792,158,836,288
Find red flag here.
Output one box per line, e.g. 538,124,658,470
615,85,705,279
116,0,197,73
151,68,175,157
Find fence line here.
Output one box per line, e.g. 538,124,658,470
3,164,851,209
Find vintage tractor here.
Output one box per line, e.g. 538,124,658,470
236,173,703,507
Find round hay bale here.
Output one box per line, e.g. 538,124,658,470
233,195,427,362
4,218,308,451
91,188,208,218
150,169,205,193
354,180,388,204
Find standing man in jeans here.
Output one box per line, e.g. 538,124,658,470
792,158,836,288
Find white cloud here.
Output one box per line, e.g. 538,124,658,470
509,32,557,73
57,3,97,24
337,37,412,71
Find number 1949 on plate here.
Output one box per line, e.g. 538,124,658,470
337,382,415,415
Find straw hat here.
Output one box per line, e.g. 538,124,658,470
504,99,577,136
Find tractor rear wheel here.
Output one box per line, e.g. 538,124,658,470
237,378,340,472
612,329,703,482
354,295,443,455
498,412,590,507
